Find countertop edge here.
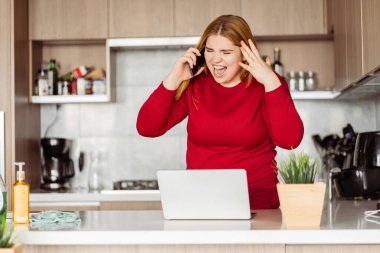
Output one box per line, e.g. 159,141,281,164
16,230,380,245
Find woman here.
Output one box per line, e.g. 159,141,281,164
137,15,304,209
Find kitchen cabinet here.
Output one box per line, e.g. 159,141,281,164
29,0,108,40
174,0,241,36
1,0,41,206
332,0,347,90
346,0,362,86
286,245,380,253
362,0,380,74
332,0,380,90
241,0,328,36
100,201,162,210
109,0,174,37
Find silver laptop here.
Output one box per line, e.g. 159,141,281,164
157,169,251,220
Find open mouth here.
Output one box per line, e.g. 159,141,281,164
213,65,227,78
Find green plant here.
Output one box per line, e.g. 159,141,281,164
0,222,14,248
278,151,320,184
0,202,13,248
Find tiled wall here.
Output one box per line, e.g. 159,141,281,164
41,49,380,190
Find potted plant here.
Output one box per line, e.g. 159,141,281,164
0,223,21,253
277,151,326,229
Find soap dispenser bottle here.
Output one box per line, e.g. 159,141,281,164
12,162,29,224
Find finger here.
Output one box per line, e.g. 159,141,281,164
248,39,260,58
239,62,250,71
240,47,254,65
184,52,197,65
187,47,201,56
265,56,271,66
240,41,257,62
181,56,194,68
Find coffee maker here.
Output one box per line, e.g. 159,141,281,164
41,138,75,190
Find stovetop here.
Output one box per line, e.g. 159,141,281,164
113,180,159,190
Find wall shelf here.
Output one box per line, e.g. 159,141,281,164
31,95,110,104
290,91,340,100
29,39,113,104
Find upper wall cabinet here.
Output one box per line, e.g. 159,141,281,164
331,0,347,90
174,0,241,36
109,0,174,37
29,0,108,40
332,0,380,90
362,0,380,74
241,0,328,36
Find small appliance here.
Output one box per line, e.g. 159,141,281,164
329,131,380,199
40,138,75,190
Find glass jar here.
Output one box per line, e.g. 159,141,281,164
286,71,298,91
306,71,318,91
88,151,108,192
298,71,305,91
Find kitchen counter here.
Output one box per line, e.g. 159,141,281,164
14,199,380,246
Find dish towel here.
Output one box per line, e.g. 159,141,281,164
30,210,81,230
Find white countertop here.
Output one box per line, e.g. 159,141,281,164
14,199,380,245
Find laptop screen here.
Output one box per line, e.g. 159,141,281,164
157,169,251,220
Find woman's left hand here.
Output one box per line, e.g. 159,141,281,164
239,39,281,92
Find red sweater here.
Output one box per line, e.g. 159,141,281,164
137,73,304,208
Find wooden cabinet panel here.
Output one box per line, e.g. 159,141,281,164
346,0,363,84
174,0,241,36
286,245,380,253
362,0,380,73
332,0,348,90
1,0,41,202
109,0,174,37
25,245,285,253
29,0,108,39
258,41,335,88
332,0,380,90
241,0,327,36
100,201,162,210
0,0,13,203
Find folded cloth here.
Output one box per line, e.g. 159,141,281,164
30,211,81,230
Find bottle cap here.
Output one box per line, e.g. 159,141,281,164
15,162,25,181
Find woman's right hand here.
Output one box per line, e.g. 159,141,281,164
163,48,204,90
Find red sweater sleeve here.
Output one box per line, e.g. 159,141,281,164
261,75,304,149
136,83,189,137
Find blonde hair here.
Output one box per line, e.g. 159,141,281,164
175,15,256,100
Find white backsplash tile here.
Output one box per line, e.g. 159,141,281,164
116,49,183,87
40,48,380,184
41,104,80,139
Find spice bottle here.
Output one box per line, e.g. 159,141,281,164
286,71,298,91
298,71,305,91
306,71,318,91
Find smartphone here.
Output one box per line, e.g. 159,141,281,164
191,45,205,76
